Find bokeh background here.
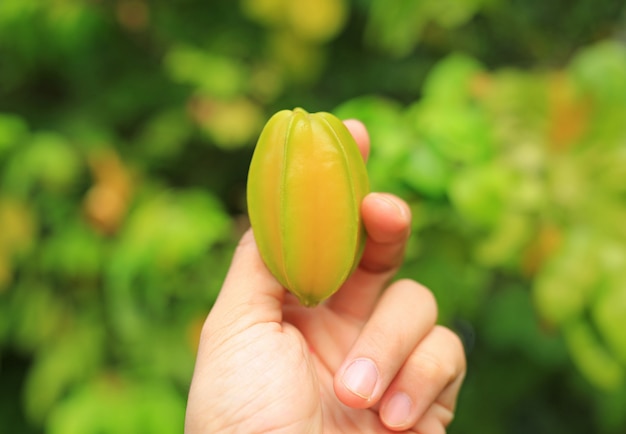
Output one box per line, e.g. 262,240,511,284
1,0,626,433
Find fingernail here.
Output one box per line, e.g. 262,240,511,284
382,392,412,427
341,358,379,400
372,193,409,221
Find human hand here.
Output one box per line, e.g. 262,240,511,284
184,120,466,433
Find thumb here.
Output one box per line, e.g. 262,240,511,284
207,229,285,332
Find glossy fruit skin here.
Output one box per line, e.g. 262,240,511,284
247,108,369,306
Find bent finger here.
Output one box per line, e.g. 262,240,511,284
379,326,467,431
359,192,412,274
333,280,438,408
327,193,411,319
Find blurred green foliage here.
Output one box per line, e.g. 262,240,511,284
1,0,626,433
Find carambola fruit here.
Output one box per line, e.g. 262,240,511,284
247,107,370,307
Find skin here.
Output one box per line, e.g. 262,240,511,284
185,120,466,433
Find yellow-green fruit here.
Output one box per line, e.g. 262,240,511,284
247,107,369,307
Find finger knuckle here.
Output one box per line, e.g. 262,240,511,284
415,351,451,383
395,279,438,323
437,326,467,373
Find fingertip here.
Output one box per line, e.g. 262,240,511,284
365,192,411,220
343,119,370,161
362,193,411,243
237,227,256,247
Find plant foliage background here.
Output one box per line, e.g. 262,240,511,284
1,1,626,433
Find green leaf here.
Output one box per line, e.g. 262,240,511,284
47,377,185,434
594,279,626,365
421,53,484,102
564,320,624,391
532,229,600,326
592,241,626,364
4,132,82,195
448,163,514,226
402,141,452,197
482,285,567,366
0,113,28,156
40,220,104,279
365,0,491,57
164,45,248,98
411,101,494,164
114,189,231,272
136,109,193,160
333,96,413,192
570,41,626,104
474,212,533,266
23,318,104,423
